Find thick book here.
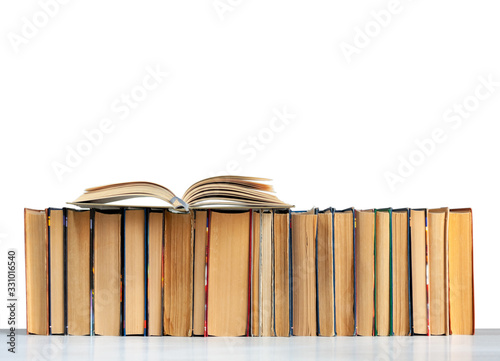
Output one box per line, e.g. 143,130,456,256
291,210,317,336
147,209,164,336
70,176,292,211
355,209,375,336
66,208,91,335
428,207,449,336
391,208,411,336
448,208,474,335
317,208,334,336
410,209,427,335
93,209,122,336
163,211,193,336
273,210,290,337
48,208,64,335
251,211,260,336
334,208,355,336
25,208,49,335
375,208,392,336
261,211,274,337
192,211,207,336
124,209,146,336
251,210,274,337
207,210,252,336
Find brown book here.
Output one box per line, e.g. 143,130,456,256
25,208,49,335
207,211,251,336
392,210,410,336
410,209,428,335
274,211,290,337
48,209,64,334
261,211,273,336
94,210,122,336
428,207,449,335
355,210,374,336
66,209,91,335
192,210,207,336
317,209,334,336
291,212,317,336
251,210,274,336
251,211,260,336
448,208,474,335
124,209,145,335
335,209,355,336
163,211,193,336
375,210,391,336
148,210,164,336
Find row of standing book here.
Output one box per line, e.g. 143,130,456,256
24,207,474,336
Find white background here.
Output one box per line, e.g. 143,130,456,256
1,0,499,329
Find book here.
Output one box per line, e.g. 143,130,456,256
428,207,449,336
70,176,292,211
410,209,427,335
207,210,252,336
355,209,375,336
163,211,193,336
334,208,355,336
448,208,474,335
192,210,207,336
291,211,317,336
147,209,164,336
317,208,334,336
48,208,64,335
25,208,49,335
392,209,411,336
93,209,122,336
124,209,146,335
273,210,290,337
261,211,274,337
251,210,274,336
375,208,392,336
251,211,260,336
66,209,91,335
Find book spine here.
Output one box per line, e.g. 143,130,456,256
271,211,276,337
247,210,254,337
407,209,413,336
121,208,125,336
425,210,429,336
63,208,68,336
204,210,211,337
144,208,148,337
314,208,320,336
351,208,357,336
330,208,336,336
90,209,95,336
288,210,293,336
47,209,52,335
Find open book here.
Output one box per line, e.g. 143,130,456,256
69,176,292,211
